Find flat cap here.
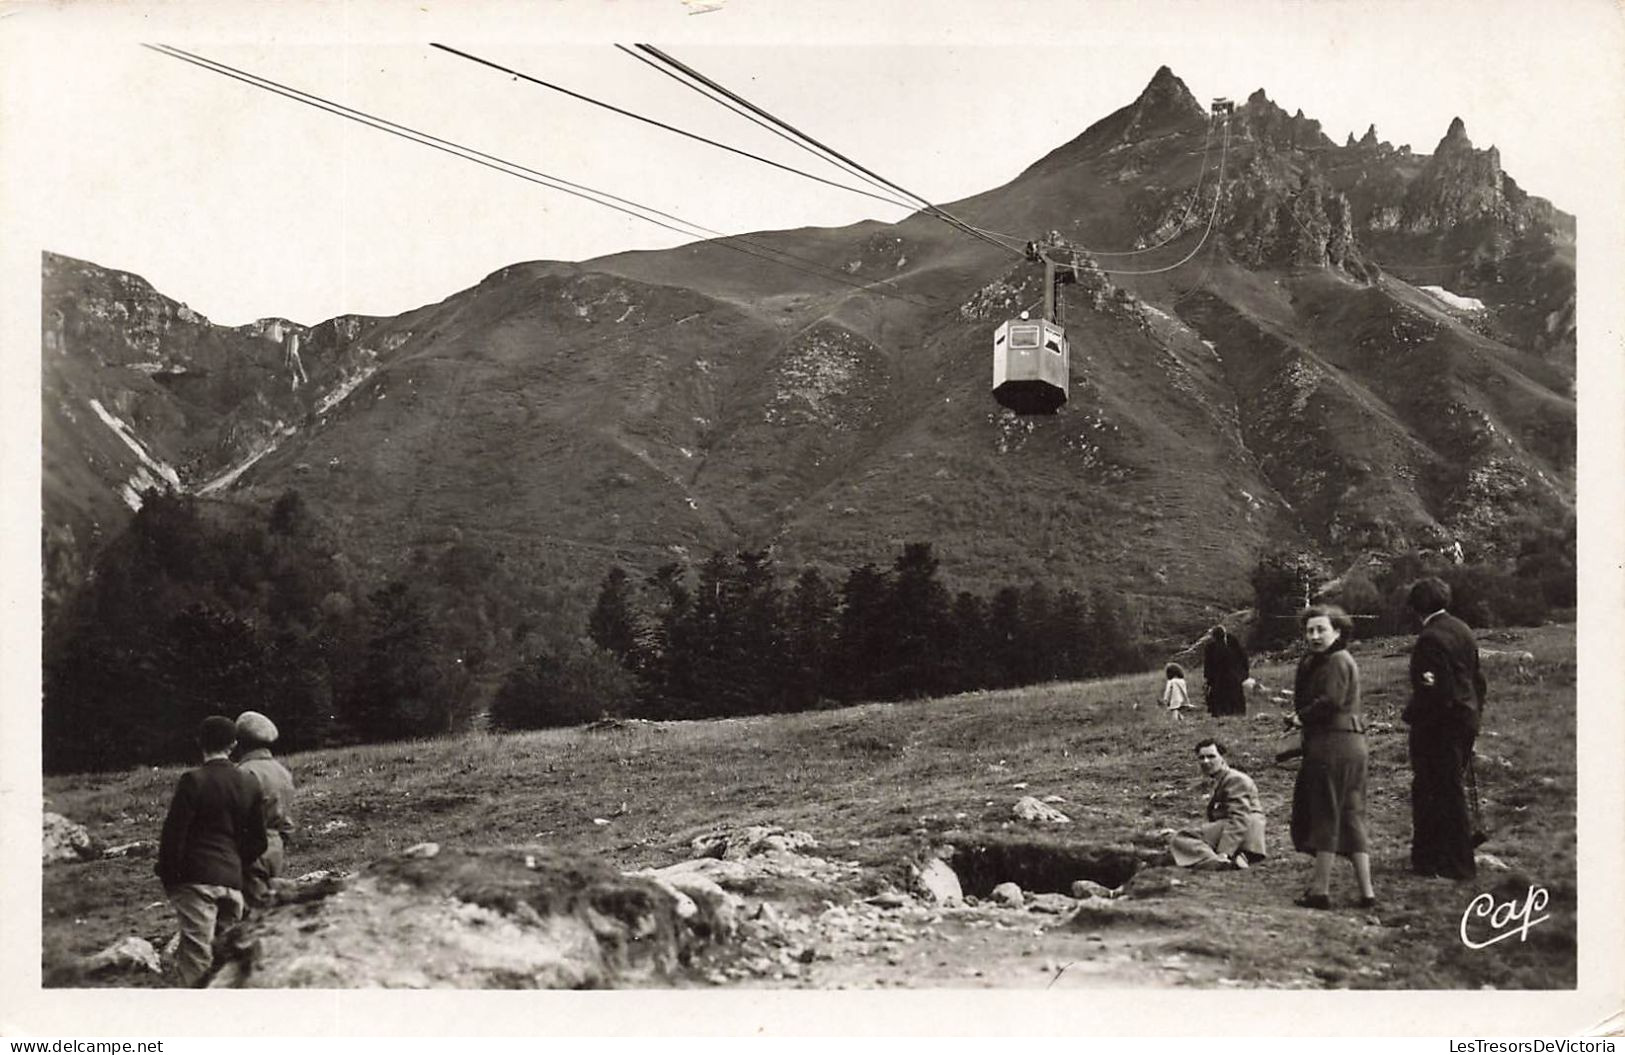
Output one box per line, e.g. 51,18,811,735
235,711,279,744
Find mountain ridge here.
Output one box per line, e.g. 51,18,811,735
42,66,1576,636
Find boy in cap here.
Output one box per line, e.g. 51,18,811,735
234,710,297,907
156,715,268,986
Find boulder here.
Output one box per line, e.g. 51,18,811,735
910,858,963,905
80,936,161,977
1026,893,1079,915
1070,879,1121,900
689,825,817,860
1012,796,1071,825
989,882,1025,907
633,868,743,939
203,846,730,988
101,841,151,859
43,812,97,863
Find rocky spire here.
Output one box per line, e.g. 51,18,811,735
1359,124,1379,148
1403,116,1508,232
1129,65,1205,121
1437,116,1473,153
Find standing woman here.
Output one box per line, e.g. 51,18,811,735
1289,605,1376,909
1203,625,1251,717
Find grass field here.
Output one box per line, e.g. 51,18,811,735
42,623,1575,989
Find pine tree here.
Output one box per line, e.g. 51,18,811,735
639,563,697,718
945,590,992,692
835,563,890,701
1017,581,1056,684
1085,588,1142,676
987,586,1025,688
884,543,952,698
1051,588,1090,680
348,580,445,740
587,566,640,664
734,549,785,712
783,568,839,709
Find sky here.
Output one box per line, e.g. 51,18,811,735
3,0,1621,326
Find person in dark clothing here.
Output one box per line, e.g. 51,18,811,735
1402,577,1487,880
156,715,268,986
1203,625,1251,717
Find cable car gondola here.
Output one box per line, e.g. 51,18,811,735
992,239,1077,415
991,313,1068,414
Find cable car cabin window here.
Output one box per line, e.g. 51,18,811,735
1009,324,1041,349
1044,334,1063,354
994,332,1007,346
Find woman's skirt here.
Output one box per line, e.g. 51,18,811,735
1290,730,1369,855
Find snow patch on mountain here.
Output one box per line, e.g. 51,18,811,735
1420,286,1486,312
196,424,298,495
88,399,182,506
315,363,379,416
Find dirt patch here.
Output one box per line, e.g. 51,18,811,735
205,845,724,988
938,830,1144,896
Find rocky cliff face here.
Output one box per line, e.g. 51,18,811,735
1402,117,1511,233
41,252,403,613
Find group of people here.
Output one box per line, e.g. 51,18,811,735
1159,624,1253,719
149,578,1488,983
155,710,296,986
1166,576,1489,908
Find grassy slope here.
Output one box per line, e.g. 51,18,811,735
43,623,1575,989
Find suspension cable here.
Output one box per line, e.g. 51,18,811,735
1097,118,1231,276
429,44,915,212
612,43,918,212
146,45,935,307
633,44,1023,258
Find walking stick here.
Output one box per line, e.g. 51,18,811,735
1465,754,1488,847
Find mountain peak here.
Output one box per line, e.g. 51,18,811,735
1131,65,1203,119
1438,116,1473,151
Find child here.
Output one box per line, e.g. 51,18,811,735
156,715,268,986
235,710,296,909
1161,662,1192,718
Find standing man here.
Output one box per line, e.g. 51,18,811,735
1402,577,1487,880
1168,738,1267,870
156,716,268,986
235,710,296,908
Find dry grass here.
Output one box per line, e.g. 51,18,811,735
43,624,1575,989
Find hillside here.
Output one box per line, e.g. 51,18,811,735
42,623,1576,990
41,67,1575,636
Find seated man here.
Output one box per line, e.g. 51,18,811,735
1168,738,1267,870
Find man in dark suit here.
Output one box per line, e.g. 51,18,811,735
156,715,268,986
1402,577,1487,880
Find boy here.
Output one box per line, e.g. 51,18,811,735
234,710,296,907
156,715,268,986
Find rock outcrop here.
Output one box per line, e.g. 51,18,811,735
1401,118,1512,233
43,811,97,863
206,845,730,988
